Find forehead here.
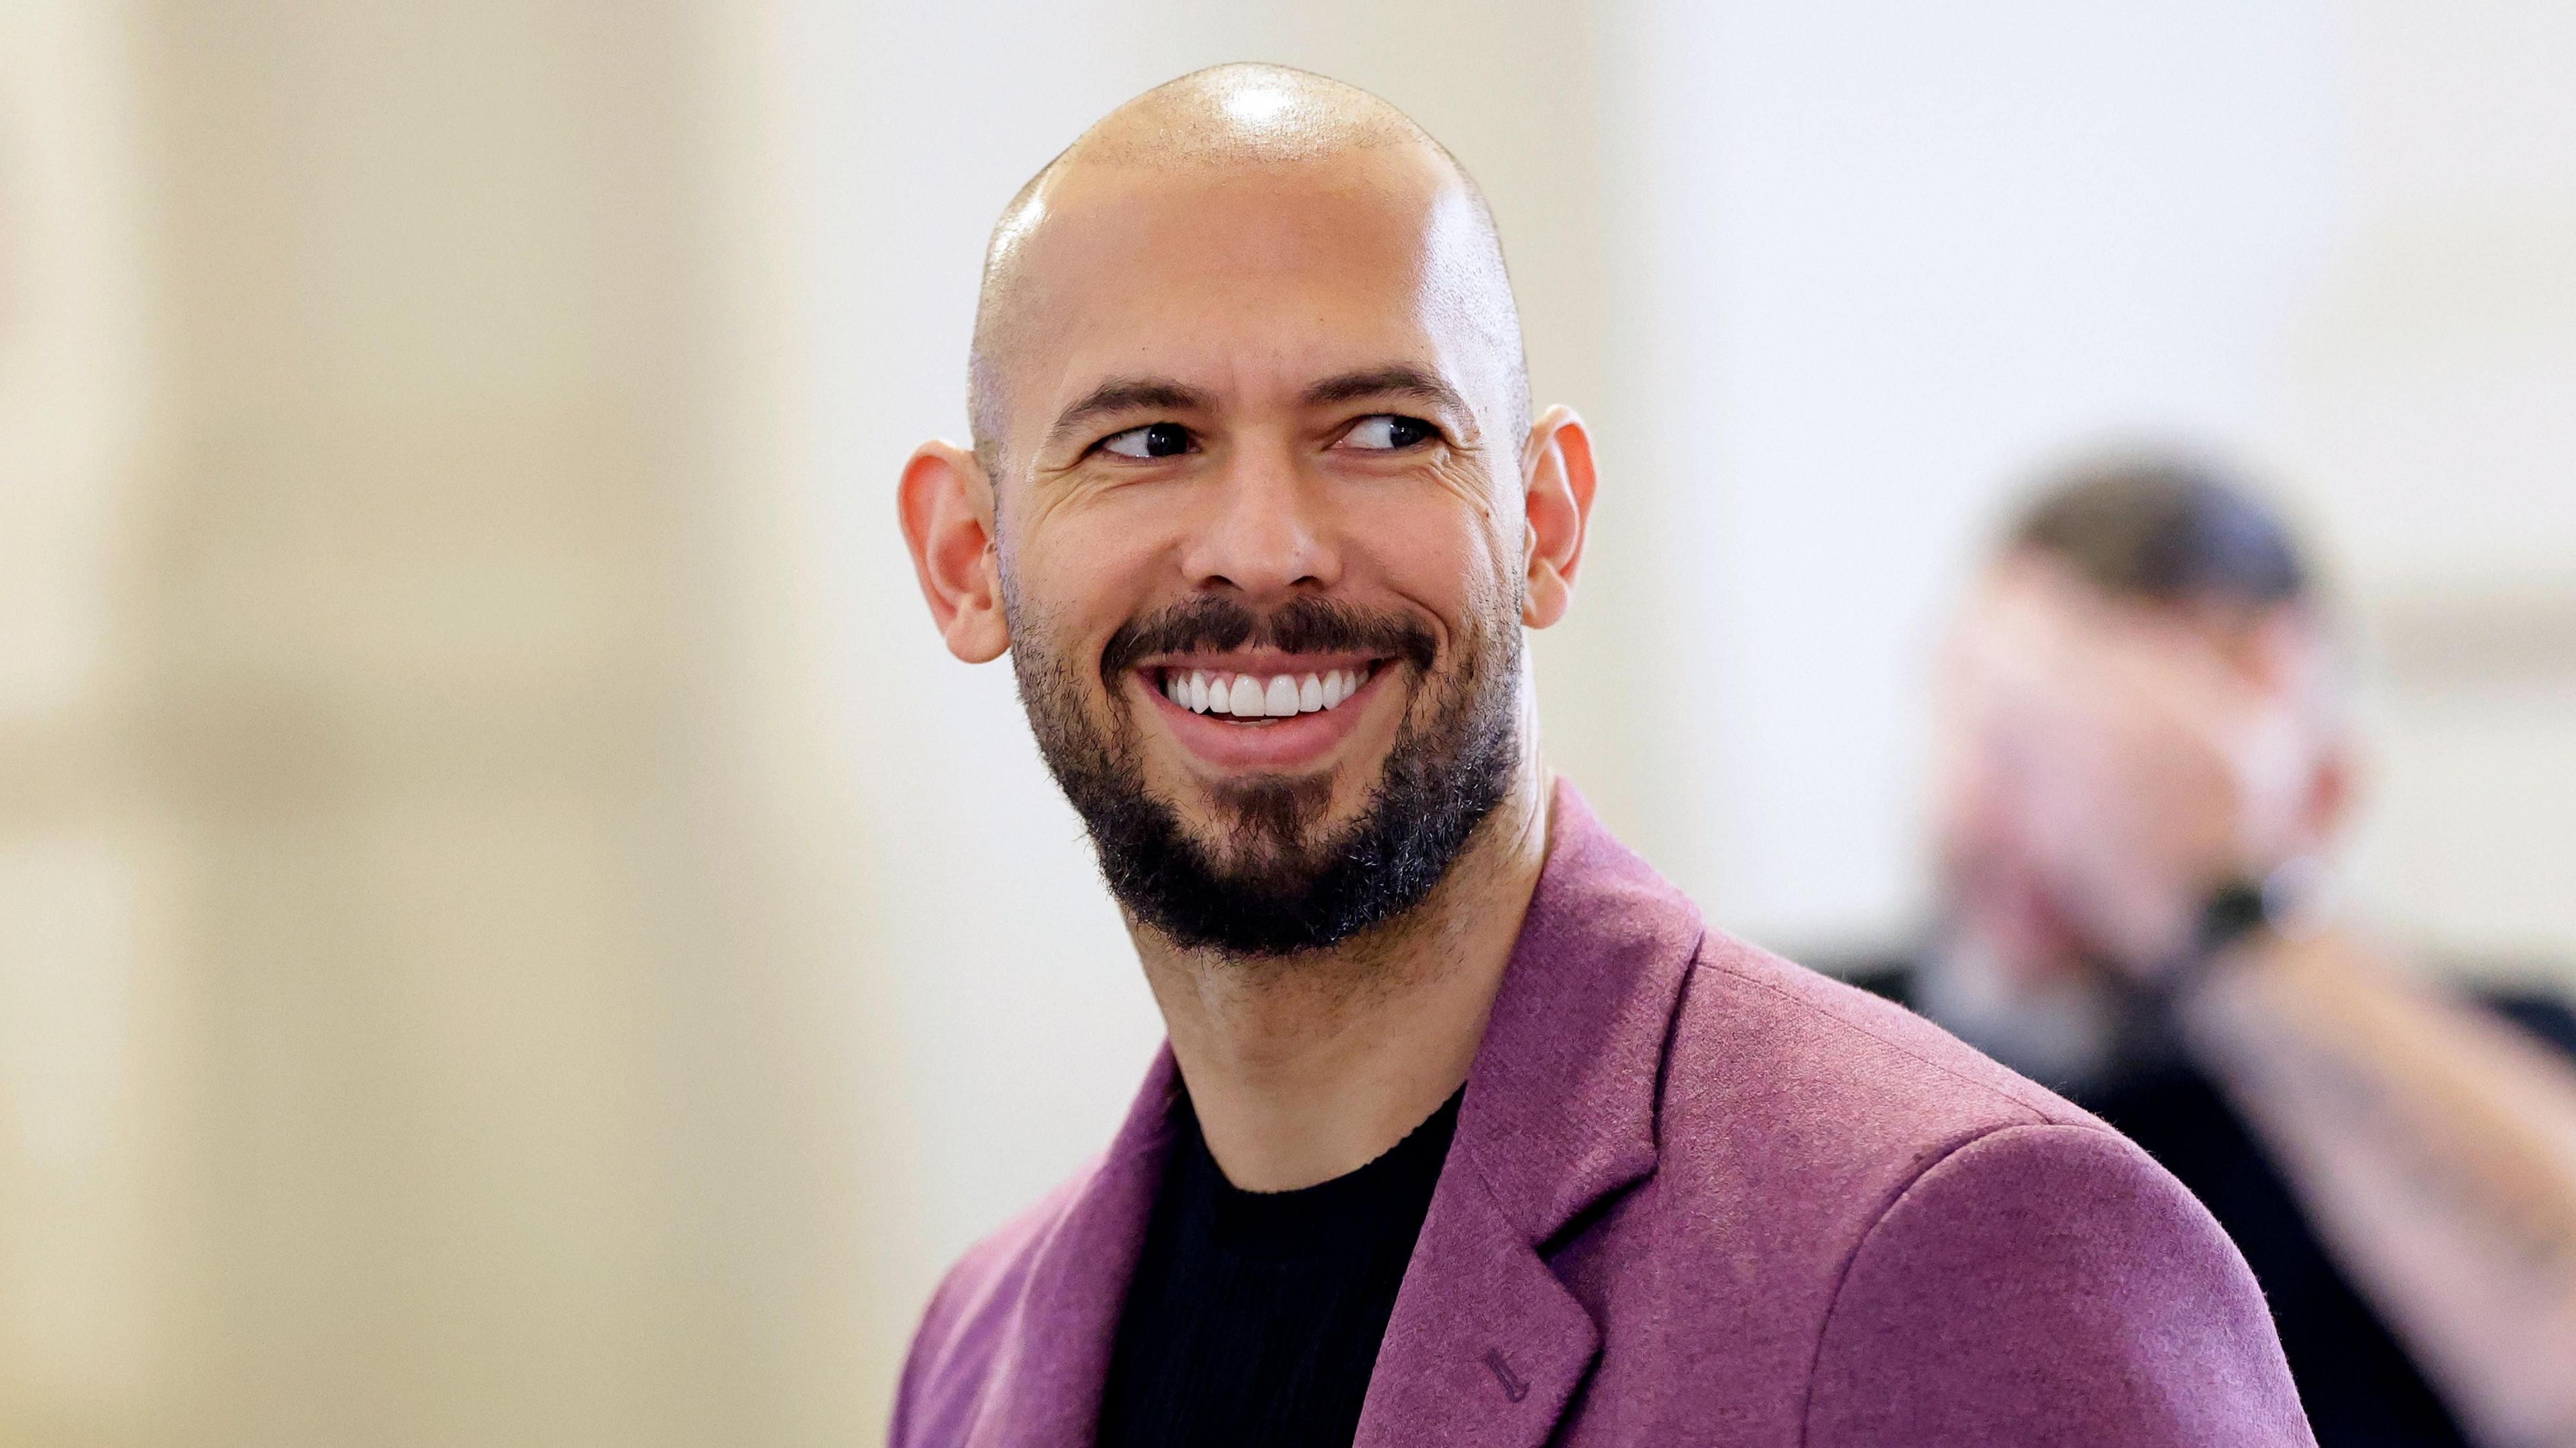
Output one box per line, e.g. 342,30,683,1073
1955,557,2106,642
992,154,1512,437
1953,553,2272,675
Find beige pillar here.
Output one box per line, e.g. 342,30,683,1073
3,1,914,1443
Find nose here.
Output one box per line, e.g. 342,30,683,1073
1175,441,1343,602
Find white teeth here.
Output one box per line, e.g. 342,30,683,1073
1163,664,1373,718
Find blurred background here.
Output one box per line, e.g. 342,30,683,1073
5,0,2572,1442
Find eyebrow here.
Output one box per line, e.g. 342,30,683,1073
1038,364,1480,457
1043,378,1214,455
1301,366,1474,425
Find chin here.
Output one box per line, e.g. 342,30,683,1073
1191,774,1344,864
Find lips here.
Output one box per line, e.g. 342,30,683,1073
1130,653,1393,771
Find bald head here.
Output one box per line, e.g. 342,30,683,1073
967,64,1528,468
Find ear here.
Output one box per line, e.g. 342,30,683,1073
897,441,1012,663
1519,405,1597,629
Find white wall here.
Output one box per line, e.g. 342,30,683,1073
2276,3,2576,972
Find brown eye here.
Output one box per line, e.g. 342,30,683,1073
1101,422,1193,459
1341,415,1436,451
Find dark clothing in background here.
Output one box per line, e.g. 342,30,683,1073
1845,956,2576,1448
1093,1086,1462,1448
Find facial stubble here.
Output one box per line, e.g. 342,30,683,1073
1006,583,1523,958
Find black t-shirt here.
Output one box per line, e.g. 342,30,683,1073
1095,1087,1463,1448
1845,955,2576,1448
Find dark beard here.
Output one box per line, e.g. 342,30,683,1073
1009,592,1521,957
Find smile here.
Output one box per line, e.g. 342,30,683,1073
1151,663,1379,719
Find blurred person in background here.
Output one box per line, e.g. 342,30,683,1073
890,65,2310,1448
1845,455,2576,1448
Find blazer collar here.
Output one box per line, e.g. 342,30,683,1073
1452,778,1704,1242
1356,779,1705,1447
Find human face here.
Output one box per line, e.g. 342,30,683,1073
983,157,1534,953
1931,556,2341,983
1929,579,2102,987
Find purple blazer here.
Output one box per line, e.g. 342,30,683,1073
892,783,2314,1447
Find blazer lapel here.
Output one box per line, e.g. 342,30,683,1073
1356,780,1705,1448
1354,1164,1603,1448
964,1049,1180,1448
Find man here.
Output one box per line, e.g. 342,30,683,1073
890,65,2311,1447
1846,455,2576,1448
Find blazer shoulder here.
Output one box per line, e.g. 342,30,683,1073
890,1158,1101,1447
1619,932,2133,1320
1804,1121,2309,1446
1671,931,2095,1146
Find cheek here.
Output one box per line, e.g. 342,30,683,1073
1344,472,1521,614
1003,508,1175,661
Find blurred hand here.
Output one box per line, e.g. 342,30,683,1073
1941,559,2323,980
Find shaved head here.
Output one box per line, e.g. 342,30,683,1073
967,63,1528,468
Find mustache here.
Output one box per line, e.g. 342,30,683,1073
1099,595,1440,679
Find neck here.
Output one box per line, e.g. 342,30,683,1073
1134,752,1554,1192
